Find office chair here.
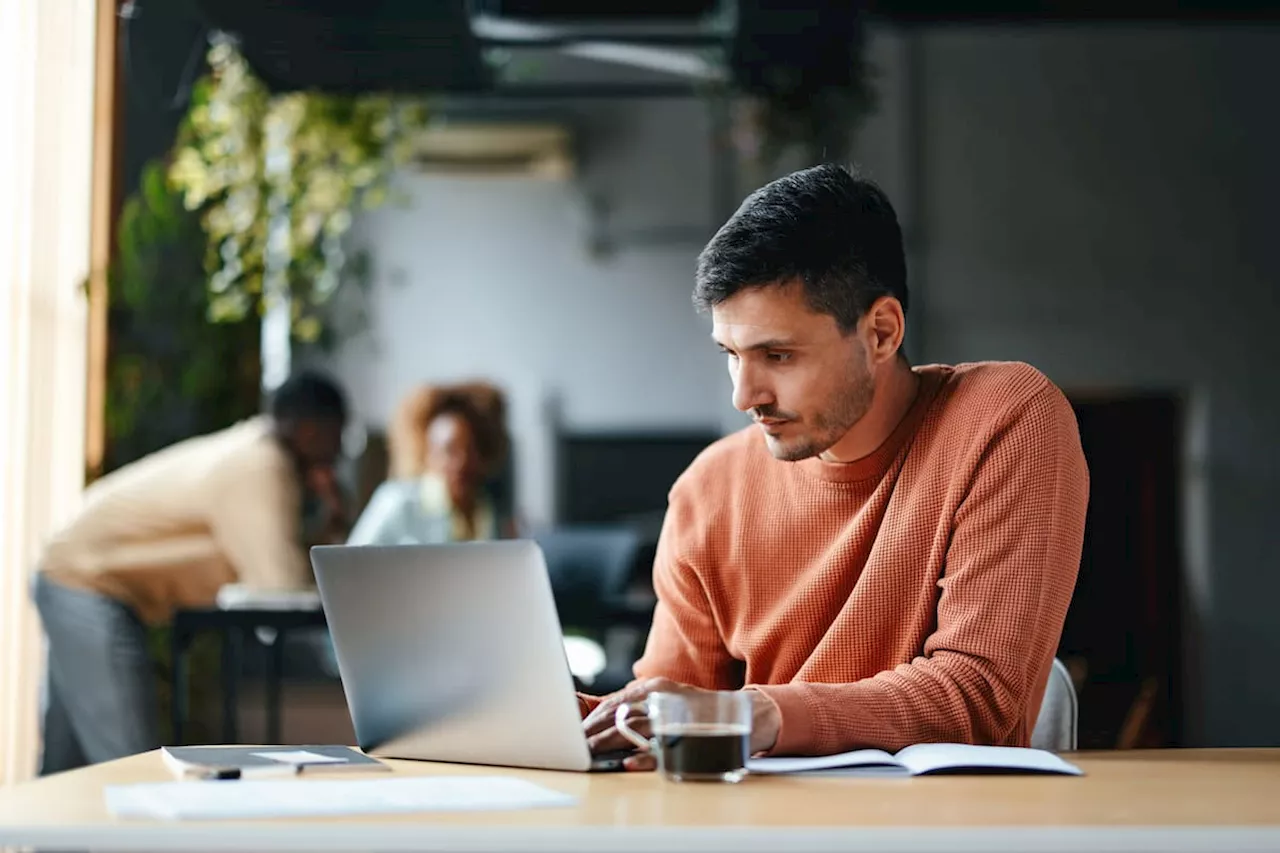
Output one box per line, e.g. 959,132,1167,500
1031,657,1078,752
532,525,648,693
534,526,641,617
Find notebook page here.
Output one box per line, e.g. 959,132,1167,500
893,744,1084,776
748,749,905,775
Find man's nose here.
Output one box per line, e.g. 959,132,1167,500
732,363,773,413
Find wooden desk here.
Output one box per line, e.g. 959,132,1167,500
1,749,1278,852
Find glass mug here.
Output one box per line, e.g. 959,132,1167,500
614,691,753,783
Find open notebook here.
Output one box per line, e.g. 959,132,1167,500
749,744,1083,777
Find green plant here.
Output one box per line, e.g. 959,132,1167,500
105,159,263,739
724,14,877,185
104,160,261,474
740,81,877,178
168,35,430,344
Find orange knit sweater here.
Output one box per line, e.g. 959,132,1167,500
582,361,1089,756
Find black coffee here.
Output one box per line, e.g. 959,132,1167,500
655,724,749,778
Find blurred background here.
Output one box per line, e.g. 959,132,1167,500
2,0,1277,784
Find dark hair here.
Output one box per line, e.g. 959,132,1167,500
694,164,908,333
431,392,508,475
389,382,510,479
270,370,348,424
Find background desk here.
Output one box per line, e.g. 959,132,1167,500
2,749,1279,852
170,607,328,745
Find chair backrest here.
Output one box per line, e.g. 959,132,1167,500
532,525,642,613
1031,657,1078,752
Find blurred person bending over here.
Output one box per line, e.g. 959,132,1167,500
32,371,348,774
581,165,1090,767
348,382,515,545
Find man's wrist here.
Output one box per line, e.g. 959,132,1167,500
743,687,781,754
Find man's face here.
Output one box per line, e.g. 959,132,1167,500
287,419,345,486
711,282,875,462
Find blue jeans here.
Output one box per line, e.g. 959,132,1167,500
32,573,160,774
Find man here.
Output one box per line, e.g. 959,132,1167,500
32,371,348,774
582,165,1089,768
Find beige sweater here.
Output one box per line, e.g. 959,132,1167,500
38,417,312,624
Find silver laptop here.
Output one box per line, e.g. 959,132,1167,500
310,541,628,772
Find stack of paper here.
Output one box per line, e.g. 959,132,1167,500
215,583,321,611
106,776,578,821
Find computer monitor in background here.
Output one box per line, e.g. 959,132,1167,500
554,430,721,528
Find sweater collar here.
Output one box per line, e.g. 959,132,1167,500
793,365,948,485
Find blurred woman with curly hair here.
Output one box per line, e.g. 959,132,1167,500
347,381,515,545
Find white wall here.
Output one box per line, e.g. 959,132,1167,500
329,26,1280,746
329,99,736,527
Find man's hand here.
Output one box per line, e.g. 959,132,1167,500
306,467,349,541
582,677,782,771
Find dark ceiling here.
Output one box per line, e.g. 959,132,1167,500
186,0,493,94
181,0,1280,97
490,0,722,18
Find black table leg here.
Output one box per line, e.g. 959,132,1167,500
171,623,188,746
266,628,285,744
169,607,324,746
221,627,241,743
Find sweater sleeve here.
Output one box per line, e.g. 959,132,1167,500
576,482,740,716
754,385,1089,755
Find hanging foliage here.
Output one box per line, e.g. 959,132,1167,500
168,34,429,342
727,3,877,184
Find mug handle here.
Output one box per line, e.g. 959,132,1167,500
614,701,653,752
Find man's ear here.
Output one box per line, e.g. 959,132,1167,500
862,296,907,364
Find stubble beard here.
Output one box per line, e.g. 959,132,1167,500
763,367,875,462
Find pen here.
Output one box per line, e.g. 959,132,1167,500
200,765,301,780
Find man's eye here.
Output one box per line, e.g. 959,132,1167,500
720,348,738,359
766,351,792,363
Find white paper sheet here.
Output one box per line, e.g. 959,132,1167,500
215,583,321,611
252,750,346,765
105,776,578,821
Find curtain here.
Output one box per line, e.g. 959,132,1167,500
0,0,97,785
